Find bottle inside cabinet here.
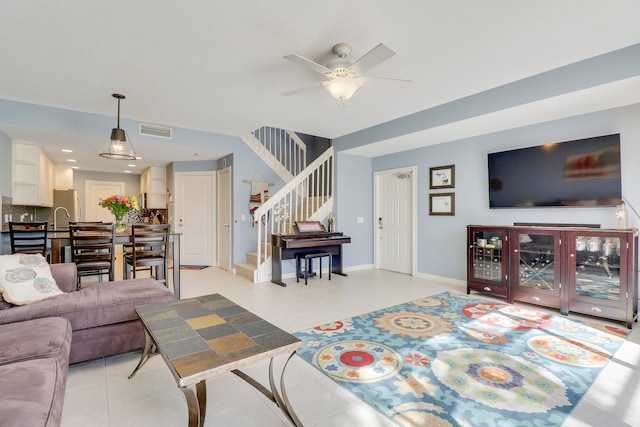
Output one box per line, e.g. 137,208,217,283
471,230,504,282
514,232,557,291
467,226,510,301
574,235,622,302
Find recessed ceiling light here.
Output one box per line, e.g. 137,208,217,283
127,164,136,167
62,149,73,153
135,156,143,160
71,166,79,169
124,170,131,173
66,159,76,162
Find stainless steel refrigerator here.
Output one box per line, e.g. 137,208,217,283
46,189,81,229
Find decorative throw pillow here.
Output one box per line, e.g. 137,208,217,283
0,254,64,305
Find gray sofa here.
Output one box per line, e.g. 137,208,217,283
0,263,176,426
0,262,176,363
0,317,72,427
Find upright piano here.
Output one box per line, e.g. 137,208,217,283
271,221,351,287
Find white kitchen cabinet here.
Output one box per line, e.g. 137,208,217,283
141,166,166,209
12,141,54,207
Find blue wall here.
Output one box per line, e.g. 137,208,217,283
336,153,374,268
335,104,640,281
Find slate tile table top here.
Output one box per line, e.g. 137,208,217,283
131,293,302,427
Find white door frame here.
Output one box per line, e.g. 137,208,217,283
217,166,232,271
373,165,418,275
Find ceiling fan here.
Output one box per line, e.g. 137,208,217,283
282,43,411,104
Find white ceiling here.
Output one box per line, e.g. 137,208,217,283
1,1,640,173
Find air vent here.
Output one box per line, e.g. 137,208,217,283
139,123,172,139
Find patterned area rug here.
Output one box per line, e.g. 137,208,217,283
294,291,628,427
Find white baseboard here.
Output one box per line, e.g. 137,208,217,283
414,271,466,287
344,264,374,272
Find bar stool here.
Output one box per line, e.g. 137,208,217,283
124,224,169,286
69,223,116,286
9,222,49,260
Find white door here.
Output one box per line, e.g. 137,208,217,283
174,172,216,266
217,166,232,271
374,167,415,274
85,180,126,222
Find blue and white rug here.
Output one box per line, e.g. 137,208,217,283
294,291,628,426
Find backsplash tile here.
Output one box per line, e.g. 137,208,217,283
1,196,39,232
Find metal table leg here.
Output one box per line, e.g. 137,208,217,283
232,351,303,426
180,380,207,427
128,330,156,379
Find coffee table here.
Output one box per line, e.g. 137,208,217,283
129,294,303,427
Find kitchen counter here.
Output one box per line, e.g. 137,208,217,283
48,229,182,298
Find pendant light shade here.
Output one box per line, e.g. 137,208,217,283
100,94,137,160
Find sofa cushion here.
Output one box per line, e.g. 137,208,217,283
0,278,175,331
0,254,63,305
0,358,67,427
0,293,12,310
49,262,78,293
0,318,71,426
0,317,72,366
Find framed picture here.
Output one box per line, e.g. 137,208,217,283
430,165,455,189
429,193,455,216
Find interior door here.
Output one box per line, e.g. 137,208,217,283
217,166,232,271
375,168,414,274
85,180,126,222
174,172,216,266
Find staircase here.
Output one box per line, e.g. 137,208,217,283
242,127,307,182
236,127,334,282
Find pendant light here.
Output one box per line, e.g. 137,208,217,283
99,93,137,160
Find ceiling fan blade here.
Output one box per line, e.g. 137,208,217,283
280,82,324,96
284,54,335,76
360,76,412,85
349,44,396,74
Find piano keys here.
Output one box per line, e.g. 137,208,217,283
271,230,351,287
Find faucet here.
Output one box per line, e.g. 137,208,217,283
53,207,71,230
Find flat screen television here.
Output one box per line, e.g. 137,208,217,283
488,134,621,208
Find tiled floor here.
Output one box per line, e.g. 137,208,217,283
61,267,640,427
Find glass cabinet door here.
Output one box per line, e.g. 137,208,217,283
470,229,505,283
511,229,561,296
571,233,623,302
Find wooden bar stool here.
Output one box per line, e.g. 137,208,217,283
124,224,170,286
69,223,116,287
9,222,49,260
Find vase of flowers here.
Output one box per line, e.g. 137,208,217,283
273,202,290,235
99,195,138,231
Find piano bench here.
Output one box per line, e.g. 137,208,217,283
295,252,332,285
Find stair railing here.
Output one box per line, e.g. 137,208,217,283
243,127,307,182
253,146,334,282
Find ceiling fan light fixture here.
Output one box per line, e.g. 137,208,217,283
100,94,137,160
323,77,361,102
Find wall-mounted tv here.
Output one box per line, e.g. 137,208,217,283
488,134,621,208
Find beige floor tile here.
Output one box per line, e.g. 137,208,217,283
61,266,640,427
61,382,108,425
65,358,105,390
108,391,187,427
